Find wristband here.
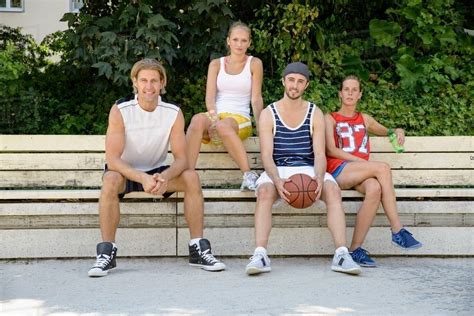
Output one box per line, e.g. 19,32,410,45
387,128,394,136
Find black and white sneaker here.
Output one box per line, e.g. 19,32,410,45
189,238,226,271
88,242,117,277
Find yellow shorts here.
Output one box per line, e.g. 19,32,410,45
202,112,253,144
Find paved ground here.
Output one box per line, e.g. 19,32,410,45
1,257,473,315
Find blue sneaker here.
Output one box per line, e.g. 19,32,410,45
392,228,422,249
350,247,377,267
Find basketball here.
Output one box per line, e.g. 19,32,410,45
283,173,318,209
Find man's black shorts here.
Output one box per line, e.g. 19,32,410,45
104,164,174,199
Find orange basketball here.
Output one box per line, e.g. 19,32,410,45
283,173,318,209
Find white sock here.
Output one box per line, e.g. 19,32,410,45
335,246,348,255
189,238,201,247
112,242,117,249
254,246,267,254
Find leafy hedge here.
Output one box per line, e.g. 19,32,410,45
0,0,472,135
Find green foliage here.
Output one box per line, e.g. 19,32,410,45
167,76,207,124
56,0,235,123
252,0,473,136
0,28,46,133
172,0,234,66
0,25,50,68
252,2,319,75
0,42,26,83
303,81,473,136
163,0,235,116
60,1,178,87
378,0,474,92
0,24,120,134
369,19,401,48
0,1,472,136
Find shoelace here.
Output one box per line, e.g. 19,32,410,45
249,254,261,262
93,254,111,269
242,172,258,190
249,172,258,181
396,229,414,246
201,249,219,264
249,253,268,264
352,248,370,261
244,171,258,182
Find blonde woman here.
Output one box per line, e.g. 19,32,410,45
186,21,264,191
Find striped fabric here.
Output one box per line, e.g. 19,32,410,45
270,102,315,167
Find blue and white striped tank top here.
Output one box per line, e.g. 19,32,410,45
270,102,315,167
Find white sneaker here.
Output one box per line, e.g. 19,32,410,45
246,247,271,275
331,246,361,275
241,171,259,191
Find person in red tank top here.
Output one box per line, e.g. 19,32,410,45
325,76,422,268
326,111,370,175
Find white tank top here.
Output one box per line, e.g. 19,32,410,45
118,95,179,171
215,56,253,118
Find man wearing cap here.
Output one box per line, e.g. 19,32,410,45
245,62,361,276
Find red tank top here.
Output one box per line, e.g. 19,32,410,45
327,112,370,174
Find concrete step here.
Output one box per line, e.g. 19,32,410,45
1,199,473,259
1,226,472,259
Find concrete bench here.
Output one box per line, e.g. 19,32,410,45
1,135,473,259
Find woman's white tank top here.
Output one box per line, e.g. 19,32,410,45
215,56,253,118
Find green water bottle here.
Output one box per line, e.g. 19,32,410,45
388,128,404,153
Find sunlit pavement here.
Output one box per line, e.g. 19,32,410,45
1,257,473,315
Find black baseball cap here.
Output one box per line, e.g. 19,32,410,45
283,62,310,80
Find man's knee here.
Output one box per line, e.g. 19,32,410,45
181,169,201,190
321,180,343,208
256,183,277,201
101,171,125,196
323,181,341,198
